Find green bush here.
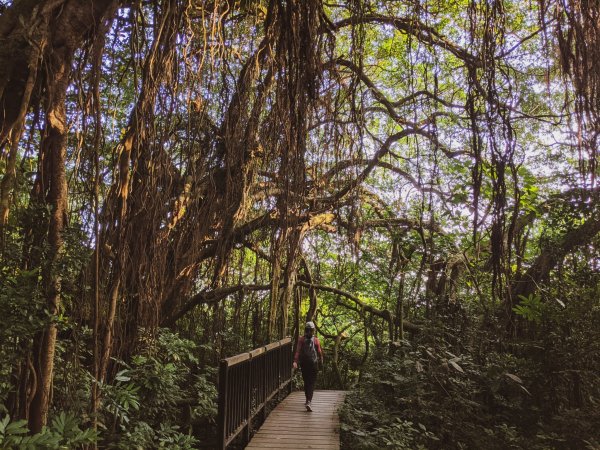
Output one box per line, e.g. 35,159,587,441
339,326,599,450
99,329,216,448
0,413,98,450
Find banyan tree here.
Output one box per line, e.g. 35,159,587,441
0,0,598,437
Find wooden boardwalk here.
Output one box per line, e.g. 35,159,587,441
245,390,346,450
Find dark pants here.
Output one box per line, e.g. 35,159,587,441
300,362,318,402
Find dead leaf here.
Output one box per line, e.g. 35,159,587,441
519,384,532,396
505,373,523,384
449,360,464,373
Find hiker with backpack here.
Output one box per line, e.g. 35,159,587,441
293,321,324,411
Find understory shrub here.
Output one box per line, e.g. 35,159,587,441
0,412,98,449
340,322,600,450
100,329,217,448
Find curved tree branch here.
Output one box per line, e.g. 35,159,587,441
511,214,600,301
318,158,450,198
330,14,478,66
295,280,420,333
163,283,272,327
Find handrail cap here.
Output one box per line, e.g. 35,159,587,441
223,352,250,366
249,347,266,358
221,337,292,367
264,341,281,351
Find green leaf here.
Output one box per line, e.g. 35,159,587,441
5,419,29,435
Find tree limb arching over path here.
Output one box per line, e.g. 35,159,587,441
0,1,599,446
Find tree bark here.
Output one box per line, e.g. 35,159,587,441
0,0,115,151
300,255,318,321
28,48,69,435
0,0,118,431
510,215,600,302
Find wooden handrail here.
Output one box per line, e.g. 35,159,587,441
217,337,293,449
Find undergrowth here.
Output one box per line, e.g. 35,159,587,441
339,317,600,450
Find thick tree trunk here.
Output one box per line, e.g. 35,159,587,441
0,0,118,432
269,227,305,340
510,215,600,302
279,228,304,338
0,0,115,226
28,53,69,434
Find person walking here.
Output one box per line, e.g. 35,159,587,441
293,321,323,411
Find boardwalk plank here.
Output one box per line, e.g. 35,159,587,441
252,434,338,440
245,390,346,450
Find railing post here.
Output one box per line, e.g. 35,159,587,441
278,342,282,393
261,347,267,424
285,340,290,392
217,359,228,450
288,340,293,395
244,355,252,445
277,341,283,399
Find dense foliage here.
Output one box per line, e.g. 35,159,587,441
339,307,600,449
1,0,599,447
